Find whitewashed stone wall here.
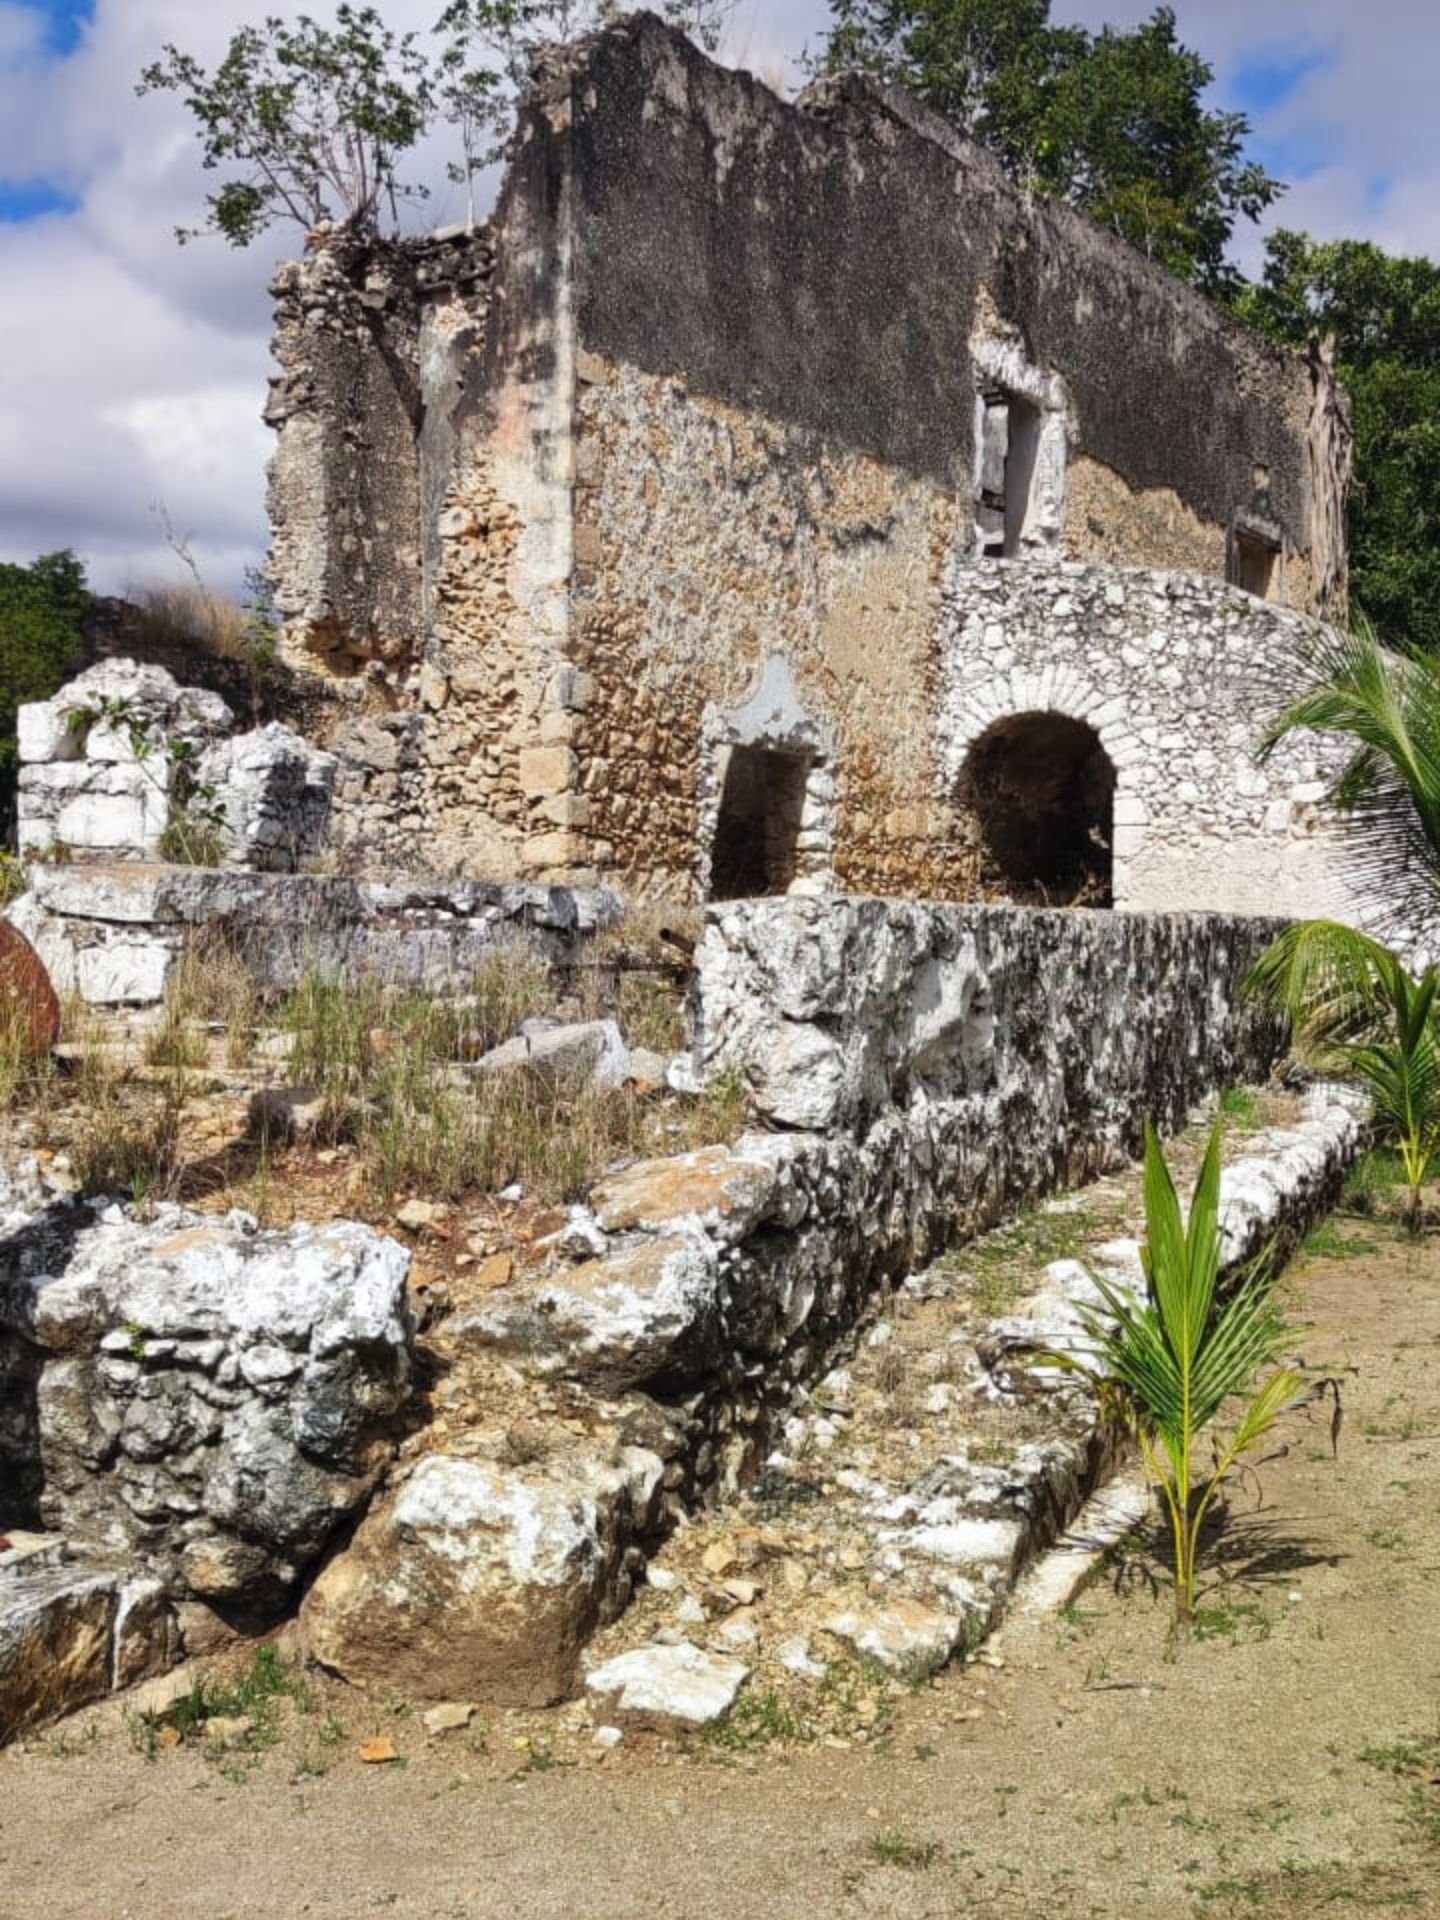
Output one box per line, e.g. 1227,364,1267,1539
938,561,1358,918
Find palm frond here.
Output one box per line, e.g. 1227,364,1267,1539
1257,614,1440,876
1244,919,1412,1060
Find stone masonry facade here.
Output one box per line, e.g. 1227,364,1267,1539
263,12,1355,919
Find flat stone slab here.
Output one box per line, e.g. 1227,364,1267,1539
584,1642,748,1730
822,1599,968,1676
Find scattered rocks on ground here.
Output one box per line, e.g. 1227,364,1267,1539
583,1641,749,1732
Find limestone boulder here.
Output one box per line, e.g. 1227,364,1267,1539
302,1444,665,1706
474,1018,631,1091
459,1235,723,1391
587,1138,806,1244
0,1198,415,1607
0,1563,178,1744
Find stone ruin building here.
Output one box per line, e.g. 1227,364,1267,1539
264,10,1357,920
0,13,1400,1743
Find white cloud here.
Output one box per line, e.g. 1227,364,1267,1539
0,1,1430,593
0,4,43,63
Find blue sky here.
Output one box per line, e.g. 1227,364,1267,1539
0,0,1432,590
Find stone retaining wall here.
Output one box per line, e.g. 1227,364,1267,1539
302,900,1357,1706
8,864,623,1006
474,901,1285,1438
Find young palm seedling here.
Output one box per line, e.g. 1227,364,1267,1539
1062,1121,1304,1627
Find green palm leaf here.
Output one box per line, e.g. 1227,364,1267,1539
1064,1121,1301,1624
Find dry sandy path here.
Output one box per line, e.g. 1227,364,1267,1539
5,1214,1440,1920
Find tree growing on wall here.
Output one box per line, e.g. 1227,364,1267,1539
1234,232,1440,656
141,2,735,246
816,1,1282,292
0,551,90,839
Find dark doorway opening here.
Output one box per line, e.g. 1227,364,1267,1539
709,744,810,900
977,388,1042,559
960,711,1116,905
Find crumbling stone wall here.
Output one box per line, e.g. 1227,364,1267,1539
11,864,621,1007
266,228,496,863
262,15,1351,899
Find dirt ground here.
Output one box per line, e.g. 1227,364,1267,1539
4,1206,1440,1920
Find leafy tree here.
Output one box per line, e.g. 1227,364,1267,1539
817,1,1282,291
138,8,435,246
0,550,90,836
141,2,734,247
1235,232,1440,655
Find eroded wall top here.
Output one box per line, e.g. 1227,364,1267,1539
552,14,1322,571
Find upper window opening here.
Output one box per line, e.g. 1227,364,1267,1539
1231,527,1279,600
977,388,1043,560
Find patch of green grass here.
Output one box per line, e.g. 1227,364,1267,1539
1365,1525,1409,1552
1342,1150,1411,1220
705,1687,811,1751
867,1829,943,1871
1302,1216,1383,1262
1220,1086,1262,1130
131,1644,314,1762
1359,1732,1440,1778
939,1193,1128,1319
1190,1597,1274,1645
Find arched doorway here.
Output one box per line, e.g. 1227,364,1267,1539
959,711,1116,906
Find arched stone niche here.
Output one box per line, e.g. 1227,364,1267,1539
958,710,1116,905
699,655,836,900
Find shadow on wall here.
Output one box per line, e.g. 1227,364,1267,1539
960,710,1115,906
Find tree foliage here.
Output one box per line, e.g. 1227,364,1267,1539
818,1,1281,291
1235,232,1440,655
0,550,90,834
138,8,435,246
140,2,733,246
